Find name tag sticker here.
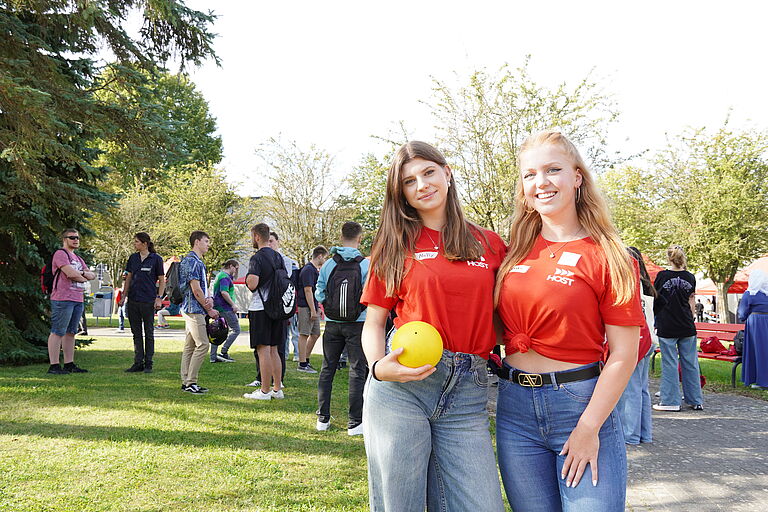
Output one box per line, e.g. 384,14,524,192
557,252,581,267
510,265,531,273
414,251,438,261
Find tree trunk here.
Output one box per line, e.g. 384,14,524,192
715,281,735,323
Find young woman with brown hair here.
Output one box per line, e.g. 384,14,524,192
494,131,644,511
360,141,506,511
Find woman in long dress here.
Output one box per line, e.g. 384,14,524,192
738,269,768,388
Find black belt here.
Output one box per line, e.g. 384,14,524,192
497,364,601,387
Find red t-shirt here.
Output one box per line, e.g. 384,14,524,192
361,226,507,358
497,235,644,364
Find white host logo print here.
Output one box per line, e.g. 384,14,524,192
547,268,575,286
467,256,489,269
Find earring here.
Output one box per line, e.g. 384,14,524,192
524,202,535,214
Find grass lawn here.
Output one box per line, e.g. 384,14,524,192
0,337,368,511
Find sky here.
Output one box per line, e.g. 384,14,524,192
181,0,768,196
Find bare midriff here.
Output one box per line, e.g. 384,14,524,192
504,348,586,374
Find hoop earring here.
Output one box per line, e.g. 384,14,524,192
524,202,535,214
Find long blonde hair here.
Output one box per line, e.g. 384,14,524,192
495,131,636,305
370,141,486,297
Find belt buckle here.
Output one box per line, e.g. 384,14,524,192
517,372,543,387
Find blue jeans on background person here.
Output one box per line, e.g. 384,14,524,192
496,362,627,512
658,335,704,407
284,314,299,360
118,304,125,330
618,346,653,444
210,310,241,361
363,349,504,512
50,300,85,336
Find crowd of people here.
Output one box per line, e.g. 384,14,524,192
43,131,767,511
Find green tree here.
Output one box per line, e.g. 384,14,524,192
652,125,768,322
599,165,665,258
159,166,254,271
337,153,389,253
95,68,223,190
427,58,622,234
0,1,217,363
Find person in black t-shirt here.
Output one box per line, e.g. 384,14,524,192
653,245,704,412
243,223,286,401
121,232,165,373
297,246,328,373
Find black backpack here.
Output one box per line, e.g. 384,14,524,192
323,254,366,322
165,260,185,305
41,248,68,296
257,253,296,320
733,329,745,356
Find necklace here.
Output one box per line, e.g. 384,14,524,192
542,228,584,259
424,229,440,251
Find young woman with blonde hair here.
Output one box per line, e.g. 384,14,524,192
652,244,704,411
361,141,506,511
494,131,644,511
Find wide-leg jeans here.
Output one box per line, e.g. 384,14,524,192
363,349,504,512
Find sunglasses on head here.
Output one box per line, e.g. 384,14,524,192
66,235,80,240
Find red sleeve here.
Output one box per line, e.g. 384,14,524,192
600,257,644,326
487,230,508,257
360,267,398,310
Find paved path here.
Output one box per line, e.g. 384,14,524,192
625,379,768,511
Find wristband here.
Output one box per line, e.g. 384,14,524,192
371,360,382,381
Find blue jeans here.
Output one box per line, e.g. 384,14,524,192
284,314,299,358
496,363,627,512
50,300,85,336
658,336,703,407
363,350,504,512
210,310,241,360
617,347,653,444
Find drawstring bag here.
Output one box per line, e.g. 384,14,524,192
700,336,726,353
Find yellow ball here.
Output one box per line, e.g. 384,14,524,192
391,321,444,368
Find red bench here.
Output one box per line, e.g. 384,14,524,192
650,322,744,387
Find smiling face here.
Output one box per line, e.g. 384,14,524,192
400,157,452,217
519,144,582,221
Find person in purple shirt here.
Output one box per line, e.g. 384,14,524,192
47,229,96,374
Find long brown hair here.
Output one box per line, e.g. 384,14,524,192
370,141,485,297
495,131,636,305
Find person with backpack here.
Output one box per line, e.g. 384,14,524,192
297,245,328,373
209,259,240,363
121,232,165,373
314,221,370,435
179,230,219,394
45,228,96,374
243,223,293,400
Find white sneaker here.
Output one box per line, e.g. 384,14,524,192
292,355,299,362
271,389,284,399
246,380,261,387
347,423,364,436
654,391,661,397
316,419,330,431
243,390,272,400
652,404,681,411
